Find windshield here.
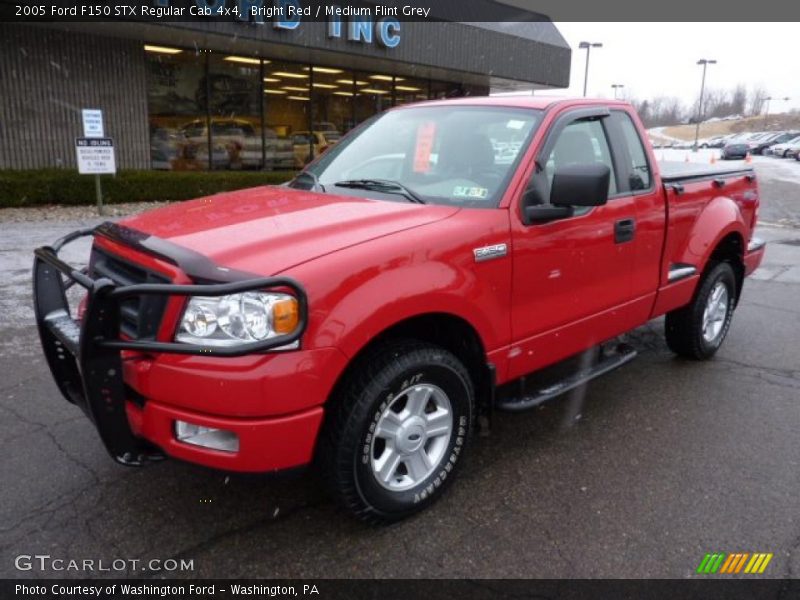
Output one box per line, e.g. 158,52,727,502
293,105,542,208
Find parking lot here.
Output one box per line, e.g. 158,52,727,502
1,157,799,579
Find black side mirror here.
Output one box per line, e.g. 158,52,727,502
550,163,610,207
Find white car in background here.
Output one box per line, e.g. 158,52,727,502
770,136,800,158
181,118,294,170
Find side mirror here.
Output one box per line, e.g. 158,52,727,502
550,163,610,207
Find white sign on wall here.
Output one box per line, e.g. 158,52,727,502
75,138,116,174
81,109,104,138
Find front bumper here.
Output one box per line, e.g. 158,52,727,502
33,227,310,468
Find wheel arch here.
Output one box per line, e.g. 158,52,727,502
682,194,747,300
325,312,494,431
706,230,745,304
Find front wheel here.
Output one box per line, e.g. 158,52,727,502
665,262,737,360
320,341,474,523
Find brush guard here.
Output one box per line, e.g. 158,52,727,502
32,228,308,466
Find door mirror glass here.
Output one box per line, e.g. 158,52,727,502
550,163,610,207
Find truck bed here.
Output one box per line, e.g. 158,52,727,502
658,160,754,182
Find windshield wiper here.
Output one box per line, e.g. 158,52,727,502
333,179,426,204
292,170,325,193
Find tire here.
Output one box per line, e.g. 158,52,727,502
319,340,474,523
665,262,737,360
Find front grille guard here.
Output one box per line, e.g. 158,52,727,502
33,228,308,466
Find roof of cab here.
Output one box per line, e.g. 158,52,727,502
395,96,631,111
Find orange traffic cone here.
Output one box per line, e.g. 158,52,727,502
745,152,752,164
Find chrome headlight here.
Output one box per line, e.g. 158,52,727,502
176,292,300,348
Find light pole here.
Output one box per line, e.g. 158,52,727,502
763,96,791,128
611,84,624,99
693,58,716,151
579,41,603,97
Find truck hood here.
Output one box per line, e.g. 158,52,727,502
119,186,459,275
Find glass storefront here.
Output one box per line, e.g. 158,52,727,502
145,45,484,171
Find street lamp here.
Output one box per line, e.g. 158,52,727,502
579,41,603,97
611,84,624,99
693,58,717,151
763,96,791,128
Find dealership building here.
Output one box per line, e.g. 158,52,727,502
0,13,570,171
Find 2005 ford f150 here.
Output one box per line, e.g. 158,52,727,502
33,97,765,522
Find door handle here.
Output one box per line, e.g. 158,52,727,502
614,218,636,244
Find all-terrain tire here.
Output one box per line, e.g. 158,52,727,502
319,340,474,524
665,261,737,360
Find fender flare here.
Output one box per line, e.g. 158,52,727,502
679,195,748,272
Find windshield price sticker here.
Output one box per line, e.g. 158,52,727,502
413,122,437,173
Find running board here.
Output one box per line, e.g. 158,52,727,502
496,343,638,412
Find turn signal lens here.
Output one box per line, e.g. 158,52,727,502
272,298,299,335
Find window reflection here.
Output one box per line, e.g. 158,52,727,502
144,44,489,173
145,47,207,171
394,76,430,106
205,55,263,170
355,72,392,124
264,60,311,169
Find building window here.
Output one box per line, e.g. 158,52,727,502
394,76,430,106
355,71,393,124
263,59,311,169
205,54,263,170
144,45,483,173
145,45,208,171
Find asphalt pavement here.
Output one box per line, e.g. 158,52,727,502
0,160,799,579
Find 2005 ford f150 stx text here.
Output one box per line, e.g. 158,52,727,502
34,98,765,522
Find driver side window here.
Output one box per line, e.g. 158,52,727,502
545,119,617,197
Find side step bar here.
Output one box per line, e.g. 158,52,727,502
496,343,638,412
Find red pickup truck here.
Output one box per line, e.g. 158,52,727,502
34,97,765,522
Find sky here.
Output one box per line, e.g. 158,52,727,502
530,23,799,113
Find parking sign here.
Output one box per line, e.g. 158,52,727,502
81,109,104,138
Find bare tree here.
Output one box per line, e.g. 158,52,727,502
730,84,747,116
748,85,769,116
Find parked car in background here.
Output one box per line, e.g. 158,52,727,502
762,132,799,155
785,141,800,159
292,130,342,167
721,142,750,160
182,118,264,169
770,136,800,158
264,128,295,170
701,135,730,149
701,134,739,149
750,132,790,155
149,127,187,170
180,118,295,170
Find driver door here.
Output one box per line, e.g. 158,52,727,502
507,109,638,379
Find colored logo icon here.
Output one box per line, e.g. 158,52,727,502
697,552,773,574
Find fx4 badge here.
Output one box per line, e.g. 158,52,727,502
473,243,508,262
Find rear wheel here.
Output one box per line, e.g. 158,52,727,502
665,262,737,360
320,340,473,523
